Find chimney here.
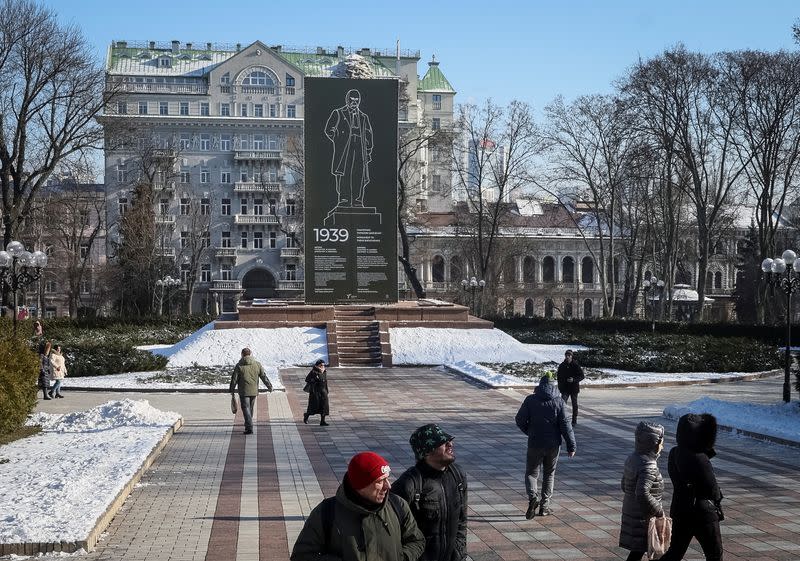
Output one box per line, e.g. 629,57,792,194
206,42,212,50
186,42,192,50
337,45,345,58
236,43,242,52
149,41,155,50
171,40,180,53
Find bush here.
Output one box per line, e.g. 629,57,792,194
64,344,168,377
0,338,39,434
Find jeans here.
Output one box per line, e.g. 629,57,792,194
525,446,560,504
51,379,62,396
239,394,256,431
561,392,578,424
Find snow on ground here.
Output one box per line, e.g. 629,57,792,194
0,400,181,544
390,328,548,364
664,398,800,443
62,366,283,391
522,343,590,363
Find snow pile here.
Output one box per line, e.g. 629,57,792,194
390,328,547,365
447,360,527,387
161,326,328,367
663,397,800,444
28,399,180,432
1,400,181,544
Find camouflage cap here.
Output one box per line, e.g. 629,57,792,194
410,424,454,461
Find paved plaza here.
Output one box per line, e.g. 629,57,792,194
31,368,800,561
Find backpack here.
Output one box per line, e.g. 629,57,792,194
320,493,408,551
405,463,465,512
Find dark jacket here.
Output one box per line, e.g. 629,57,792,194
38,354,51,388
619,422,665,552
290,476,426,561
229,356,273,396
305,366,330,416
392,461,467,561
556,359,585,395
667,413,723,519
515,378,576,452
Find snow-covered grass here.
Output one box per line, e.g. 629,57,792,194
664,398,800,444
391,327,548,364
0,400,181,544
62,366,283,391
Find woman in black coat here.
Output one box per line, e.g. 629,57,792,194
660,413,724,561
303,359,329,426
38,340,53,400
619,421,665,561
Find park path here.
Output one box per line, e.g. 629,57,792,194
29,370,800,561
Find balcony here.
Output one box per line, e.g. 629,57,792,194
234,150,282,161
234,214,278,225
214,247,237,258
155,215,175,225
211,280,241,292
155,247,175,258
108,81,208,95
278,280,303,291
233,181,282,193
280,247,302,258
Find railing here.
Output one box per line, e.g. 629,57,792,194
278,280,303,290
155,247,175,258
108,82,208,95
280,247,302,258
220,85,232,94
211,280,241,291
234,150,282,161
234,214,278,225
424,281,451,291
153,181,176,190
155,215,175,225
240,86,276,95
214,247,237,258
233,181,282,193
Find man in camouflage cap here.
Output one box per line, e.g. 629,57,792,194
392,424,468,561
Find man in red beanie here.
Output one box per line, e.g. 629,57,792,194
291,451,425,561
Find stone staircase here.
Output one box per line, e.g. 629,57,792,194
333,306,382,366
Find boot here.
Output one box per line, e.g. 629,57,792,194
56,393,64,398
320,415,329,427
525,497,539,520
303,413,309,424
42,391,51,400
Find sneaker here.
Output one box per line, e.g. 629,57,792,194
539,505,553,517
525,497,539,520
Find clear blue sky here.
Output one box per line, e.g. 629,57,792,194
45,0,800,110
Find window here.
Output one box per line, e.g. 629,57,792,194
286,233,297,248
240,199,248,214
253,198,264,215
220,73,230,85
432,94,442,110
80,279,91,294
202,231,210,248
269,104,277,117
269,198,277,215
200,170,209,183
180,102,189,116
253,134,265,150
431,175,441,192
220,103,230,116
79,244,90,260
240,231,248,248
285,199,296,216
200,102,209,116
285,264,296,280
221,198,231,215
242,70,274,86
269,231,277,248
253,172,261,183
286,74,295,87
180,133,190,150
159,101,169,115
180,198,190,215
268,136,278,149
116,162,126,182
180,263,190,284
138,101,148,115
221,265,232,280
159,198,169,215
240,104,248,117
253,231,263,249
118,197,128,215
201,198,210,215
180,231,189,248
201,264,211,283
117,102,127,114
221,231,231,248
221,134,231,151
240,170,248,182
432,117,440,130
200,133,210,150
221,171,231,183
254,104,263,117
180,171,190,183
287,105,296,118
45,280,57,293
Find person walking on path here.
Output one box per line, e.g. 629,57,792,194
303,359,330,426
515,374,576,519
659,413,724,561
619,421,666,561
48,345,67,398
291,451,426,561
228,347,273,435
38,340,52,401
392,424,468,561
556,349,585,426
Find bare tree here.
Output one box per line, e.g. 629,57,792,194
178,197,212,314
0,0,111,248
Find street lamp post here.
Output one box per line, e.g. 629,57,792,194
642,277,665,332
761,249,800,403
0,241,48,337
156,275,181,322
461,276,486,316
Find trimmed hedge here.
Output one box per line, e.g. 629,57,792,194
0,338,39,434
63,344,168,377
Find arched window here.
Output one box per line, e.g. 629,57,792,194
644,270,652,281
544,299,554,318
564,299,573,318
504,298,515,318
502,256,516,284
581,256,594,284
525,298,534,317
450,256,463,283
583,299,593,318
432,255,445,283
542,256,555,283
705,271,713,291
242,70,275,86
562,257,574,283
714,271,723,289
523,256,536,283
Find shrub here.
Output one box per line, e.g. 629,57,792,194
64,345,168,377
0,337,39,434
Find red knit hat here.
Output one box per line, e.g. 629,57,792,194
346,452,391,490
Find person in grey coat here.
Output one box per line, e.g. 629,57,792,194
515,374,576,519
229,347,273,434
619,421,665,561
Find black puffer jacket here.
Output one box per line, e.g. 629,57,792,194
515,377,576,452
391,461,468,561
667,413,723,518
619,422,665,552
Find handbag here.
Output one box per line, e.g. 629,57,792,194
230,394,238,414
647,515,672,560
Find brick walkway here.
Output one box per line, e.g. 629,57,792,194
31,370,800,561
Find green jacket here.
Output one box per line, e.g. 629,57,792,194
229,356,273,396
290,482,426,561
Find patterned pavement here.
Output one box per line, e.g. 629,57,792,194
29,369,800,561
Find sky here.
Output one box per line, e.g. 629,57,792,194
43,0,800,111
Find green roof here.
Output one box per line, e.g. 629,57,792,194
419,61,455,93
